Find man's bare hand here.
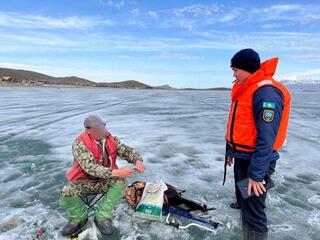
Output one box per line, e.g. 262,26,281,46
248,178,266,197
227,156,234,167
134,160,144,173
112,167,134,178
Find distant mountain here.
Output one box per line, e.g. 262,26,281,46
0,67,229,90
0,68,95,86
154,84,175,90
54,76,95,86
96,80,152,89
0,68,155,89
280,79,320,90
182,87,230,91
204,87,231,91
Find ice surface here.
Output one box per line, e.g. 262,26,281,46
0,87,319,239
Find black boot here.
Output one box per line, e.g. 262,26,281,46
249,230,268,240
94,218,113,235
243,224,249,240
61,219,88,236
230,201,240,209
243,224,268,240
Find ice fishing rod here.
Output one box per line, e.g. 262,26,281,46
163,206,222,232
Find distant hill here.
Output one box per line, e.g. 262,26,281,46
0,68,152,88
182,87,230,91
0,68,95,86
0,68,54,81
54,76,95,86
96,80,152,89
154,84,175,90
0,67,229,90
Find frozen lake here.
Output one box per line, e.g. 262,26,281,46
0,86,319,239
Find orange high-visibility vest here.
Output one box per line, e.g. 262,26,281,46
225,57,291,153
66,132,118,181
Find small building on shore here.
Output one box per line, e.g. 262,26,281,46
21,79,49,85
22,80,37,85
1,76,18,83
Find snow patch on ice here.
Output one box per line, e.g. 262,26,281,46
308,211,320,228
308,195,320,204
269,223,294,233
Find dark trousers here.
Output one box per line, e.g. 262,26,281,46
233,158,276,233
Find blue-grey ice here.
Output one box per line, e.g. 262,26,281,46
0,87,319,239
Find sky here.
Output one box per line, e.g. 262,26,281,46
0,0,319,88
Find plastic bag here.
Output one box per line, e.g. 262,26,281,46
134,178,168,221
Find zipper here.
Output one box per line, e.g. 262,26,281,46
230,100,238,144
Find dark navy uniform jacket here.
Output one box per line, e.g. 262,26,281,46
226,86,284,181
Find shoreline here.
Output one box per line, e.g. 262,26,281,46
0,83,231,91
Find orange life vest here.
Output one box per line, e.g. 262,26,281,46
225,57,291,153
66,132,118,181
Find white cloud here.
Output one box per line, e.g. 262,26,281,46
0,62,39,70
118,52,204,61
3,3,317,33
191,30,320,51
131,8,140,16
282,53,320,62
279,69,320,81
260,23,283,29
146,11,158,19
256,4,301,14
0,12,114,29
155,4,223,29
157,3,320,30
174,4,220,17
150,52,204,61
0,28,319,55
218,10,239,23
250,4,320,23
100,0,125,9
1,3,318,32
118,55,137,60
115,0,125,10
0,5,319,63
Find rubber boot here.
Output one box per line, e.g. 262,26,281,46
249,230,268,240
243,224,268,240
94,180,126,235
60,196,88,236
61,219,88,236
243,224,249,240
94,219,113,236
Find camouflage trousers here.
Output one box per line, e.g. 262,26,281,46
61,177,126,198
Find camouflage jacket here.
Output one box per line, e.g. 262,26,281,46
72,136,143,180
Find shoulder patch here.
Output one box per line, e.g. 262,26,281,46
263,109,274,122
263,101,276,109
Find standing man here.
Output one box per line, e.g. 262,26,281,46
224,49,291,239
60,115,144,236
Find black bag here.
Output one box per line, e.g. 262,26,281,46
126,181,209,213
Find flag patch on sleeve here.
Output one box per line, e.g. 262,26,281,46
263,101,276,109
